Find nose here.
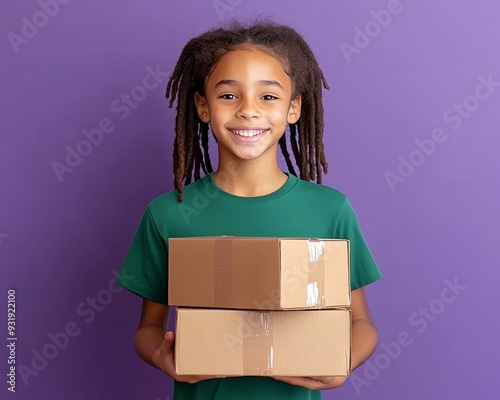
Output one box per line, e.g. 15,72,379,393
236,97,261,119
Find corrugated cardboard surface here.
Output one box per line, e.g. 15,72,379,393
168,237,350,310
175,308,351,377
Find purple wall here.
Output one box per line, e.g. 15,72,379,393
1,1,499,399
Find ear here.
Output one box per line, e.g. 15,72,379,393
287,95,302,124
194,92,210,123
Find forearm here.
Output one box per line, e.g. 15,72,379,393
350,318,379,371
134,324,166,368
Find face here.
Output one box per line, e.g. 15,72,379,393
195,48,301,164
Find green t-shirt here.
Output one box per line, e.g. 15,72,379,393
116,173,382,400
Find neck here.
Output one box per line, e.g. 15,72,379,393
213,158,287,197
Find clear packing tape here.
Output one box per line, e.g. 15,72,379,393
306,240,326,308
242,311,274,375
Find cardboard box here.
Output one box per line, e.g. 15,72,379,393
168,237,350,310
175,308,351,377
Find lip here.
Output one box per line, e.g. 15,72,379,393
227,127,270,143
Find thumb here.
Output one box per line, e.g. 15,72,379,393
159,331,175,353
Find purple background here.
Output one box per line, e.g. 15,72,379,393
1,0,499,399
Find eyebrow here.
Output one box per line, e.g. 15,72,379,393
214,79,284,90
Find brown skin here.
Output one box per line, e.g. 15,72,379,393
134,48,379,390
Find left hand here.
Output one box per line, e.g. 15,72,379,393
273,375,348,390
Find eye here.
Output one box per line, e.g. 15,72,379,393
219,93,237,100
262,94,278,101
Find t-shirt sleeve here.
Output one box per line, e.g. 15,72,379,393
114,205,168,304
334,198,382,290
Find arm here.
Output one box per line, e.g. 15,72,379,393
134,299,170,368
274,287,378,390
350,287,379,370
134,298,221,384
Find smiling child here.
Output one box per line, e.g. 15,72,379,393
116,20,382,400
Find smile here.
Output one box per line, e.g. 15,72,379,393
230,129,267,137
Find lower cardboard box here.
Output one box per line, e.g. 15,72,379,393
175,308,351,377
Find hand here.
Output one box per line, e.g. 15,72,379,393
152,331,223,384
273,375,348,390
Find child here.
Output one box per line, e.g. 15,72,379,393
116,20,382,400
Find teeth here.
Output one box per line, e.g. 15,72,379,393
231,130,265,137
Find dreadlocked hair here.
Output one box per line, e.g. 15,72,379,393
165,19,330,201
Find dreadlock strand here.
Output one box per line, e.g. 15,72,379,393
315,70,329,180
194,122,206,176
289,123,301,170
200,123,213,173
179,93,194,185
173,110,186,200
279,134,296,176
166,39,201,107
307,89,317,181
316,93,328,181
298,112,309,180
193,156,201,181
184,119,196,185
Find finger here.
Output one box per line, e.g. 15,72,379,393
273,376,318,390
159,331,175,353
273,376,302,384
188,375,223,383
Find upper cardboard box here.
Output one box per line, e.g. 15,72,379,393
168,237,350,310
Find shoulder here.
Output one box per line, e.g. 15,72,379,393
148,189,180,210
147,177,207,212
293,177,348,205
141,178,214,235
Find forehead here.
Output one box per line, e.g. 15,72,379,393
205,49,292,90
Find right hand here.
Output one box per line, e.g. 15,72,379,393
152,331,225,384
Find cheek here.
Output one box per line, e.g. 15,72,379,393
210,105,231,121
269,107,290,124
